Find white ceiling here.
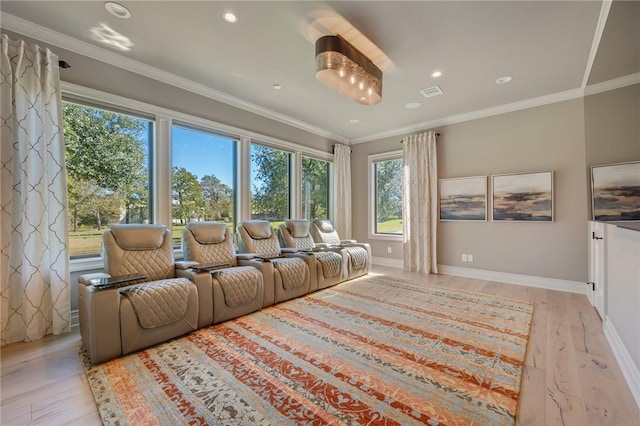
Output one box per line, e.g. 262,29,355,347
1,1,638,144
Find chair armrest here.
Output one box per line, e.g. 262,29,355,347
78,272,111,286
341,239,357,245
283,252,312,260
88,274,147,290
237,253,257,260
314,243,329,250
190,262,231,272
175,260,198,270
281,248,298,253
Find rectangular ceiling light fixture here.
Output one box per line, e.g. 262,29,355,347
315,35,383,106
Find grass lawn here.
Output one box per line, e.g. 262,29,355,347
377,218,402,234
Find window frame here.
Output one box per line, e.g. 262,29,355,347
62,82,334,272
368,150,403,241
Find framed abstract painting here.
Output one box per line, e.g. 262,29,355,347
439,176,487,221
492,171,553,222
591,161,640,221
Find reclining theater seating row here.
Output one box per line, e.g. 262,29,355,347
78,219,371,364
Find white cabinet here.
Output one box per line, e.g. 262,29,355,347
588,221,640,409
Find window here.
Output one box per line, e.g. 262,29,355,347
64,85,334,271
301,156,330,220
63,101,152,258
171,125,237,247
369,152,403,239
250,144,291,226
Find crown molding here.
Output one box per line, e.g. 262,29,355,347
584,72,640,96
1,12,348,144
581,0,612,90
350,88,584,144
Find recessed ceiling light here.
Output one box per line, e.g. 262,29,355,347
349,119,360,124
496,75,513,84
272,83,282,90
223,12,237,23
104,2,131,19
431,71,442,78
405,102,422,109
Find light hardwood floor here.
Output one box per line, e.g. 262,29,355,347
2,266,639,425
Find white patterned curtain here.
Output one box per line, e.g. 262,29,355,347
1,35,70,346
333,143,352,239
402,131,438,274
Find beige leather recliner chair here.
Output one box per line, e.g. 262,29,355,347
237,220,312,303
278,219,346,291
310,219,371,280
180,222,265,324
78,224,209,364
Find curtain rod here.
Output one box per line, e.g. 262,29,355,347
400,132,440,143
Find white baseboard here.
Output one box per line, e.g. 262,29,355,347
372,256,403,268
438,265,586,294
71,309,79,329
604,316,640,410
371,257,587,294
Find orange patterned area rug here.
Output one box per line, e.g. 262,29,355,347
82,274,534,425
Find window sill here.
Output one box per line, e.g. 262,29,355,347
70,257,104,273
368,233,403,242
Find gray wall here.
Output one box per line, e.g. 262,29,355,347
353,98,590,283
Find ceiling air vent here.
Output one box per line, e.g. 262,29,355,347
420,85,444,98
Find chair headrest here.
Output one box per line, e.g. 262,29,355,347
186,222,227,244
110,224,166,250
313,219,334,233
241,220,272,239
286,219,310,238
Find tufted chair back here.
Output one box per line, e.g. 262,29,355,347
279,219,315,250
182,222,238,267
310,219,341,245
237,220,281,257
102,224,174,281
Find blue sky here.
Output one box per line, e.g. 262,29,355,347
171,126,236,187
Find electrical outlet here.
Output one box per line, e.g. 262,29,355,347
387,246,392,254
461,254,468,262
468,254,474,262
